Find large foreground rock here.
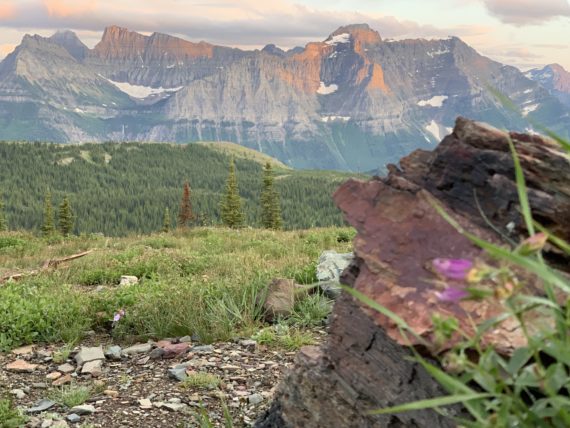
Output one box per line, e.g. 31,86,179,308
256,118,570,427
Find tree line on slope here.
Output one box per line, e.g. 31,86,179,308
0,142,349,236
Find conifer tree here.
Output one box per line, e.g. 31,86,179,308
177,182,195,227
41,191,55,236
0,194,6,232
58,195,74,237
220,159,245,228
261,162,282,230
162,207,171,233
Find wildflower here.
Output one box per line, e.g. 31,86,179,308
435,287,469,303
517,232,548,256
432,258,473,280
112,309,125,325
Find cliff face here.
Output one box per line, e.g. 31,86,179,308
527,63,570,108
1,24,569,171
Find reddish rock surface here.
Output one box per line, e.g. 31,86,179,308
256,118,569,427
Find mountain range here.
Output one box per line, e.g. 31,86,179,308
0,23,569,171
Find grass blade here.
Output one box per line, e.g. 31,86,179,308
368,393,492,415
507,137,534,235
534,222,570,253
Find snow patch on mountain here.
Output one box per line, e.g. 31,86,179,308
427,49,450,57
522,103,538,116
425,120,444,141
321,116,350,123
326,33,351,45
417,95,448,107
103,76,183,99
317,82,338,95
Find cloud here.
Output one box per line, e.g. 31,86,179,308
482,0,570,25
0,0,478,48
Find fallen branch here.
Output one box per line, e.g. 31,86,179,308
1,250,93,285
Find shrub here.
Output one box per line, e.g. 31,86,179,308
0,398,27,428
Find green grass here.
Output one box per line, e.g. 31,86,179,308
48,384,92,408
253,324,316,351
0,227,352,351
0,398,27,428
181,372,222,390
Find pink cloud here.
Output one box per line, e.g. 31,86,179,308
482,0,570,25
0,2,16,19
44,0,97,18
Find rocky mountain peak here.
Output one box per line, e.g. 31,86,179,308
262,44,286,57
93,25,148,59
49,30,88,61
327,23,382,45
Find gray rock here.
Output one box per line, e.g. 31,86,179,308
162,402,188,412
122,343,152,356
248,393,264,405
53,420,69,427
316,251,353,298
179,336,192,343
167,367,188,382
191,345,214,353
119,275,138,286
10,388,26,399
57,363,75,374
104,345,122,361
149,348,165,360
239,339,257,350
26,399,56,413
81,359,103,376
66,414,81,423
74,346,105,366
69,405,95,415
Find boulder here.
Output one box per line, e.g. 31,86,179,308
262,279,297,321
119,275,138,286
316,250,353,298
256,118,570,427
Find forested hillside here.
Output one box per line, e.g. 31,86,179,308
0,142,356,236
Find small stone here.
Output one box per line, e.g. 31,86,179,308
104,389,119,398
168,398,182,404
6,359,38,372
52,421,69,428
221,364,240,371
81,360,103,376
41,420,53,428
239,339,258,350
167,367,188,382
162,403,188,412
46,372,62,381
119,275,138,286
67,413,81,423
191,345,214,353
162,343,190,359
179,336,192,343
12,344,34,355
69,404,95,415
248,393,264,405
26,399,56,413
104,345,122,361
122,343,152,356
149,348,165,360
57,363,75,374
139,399,152,409
52,374,72,386
10,389,26,399
32,383,48,389
74,347,105,366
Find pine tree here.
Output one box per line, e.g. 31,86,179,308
0,194,6,232
261,162,282,229
162,207,171,233
177,182,195,227
220,159,245,228
58,195,74,237
41,191,55,236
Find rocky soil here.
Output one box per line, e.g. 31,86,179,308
1,334,313,427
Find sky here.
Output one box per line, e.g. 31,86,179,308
0,0,569,70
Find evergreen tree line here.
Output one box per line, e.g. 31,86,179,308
0,142,354,236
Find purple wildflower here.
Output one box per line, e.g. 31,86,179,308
436,287,469,303
433,258,473,281
112,309,125,323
